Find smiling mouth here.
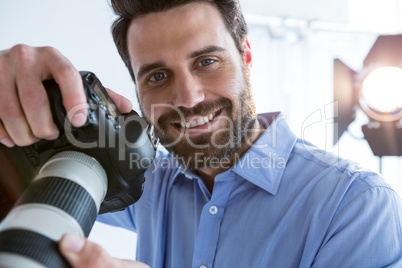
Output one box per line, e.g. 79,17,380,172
172,109,223,129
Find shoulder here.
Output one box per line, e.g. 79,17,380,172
287,139,402,266
144,146,180,180
134,147,181,207
288,138,400,210
290,138,385,183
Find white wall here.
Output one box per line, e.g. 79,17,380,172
1,0,401,261
0,0,138,109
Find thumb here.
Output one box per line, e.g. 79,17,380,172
59,233,149,268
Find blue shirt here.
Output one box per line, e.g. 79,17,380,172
97,112,402,268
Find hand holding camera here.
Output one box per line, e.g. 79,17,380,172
0,45,90,147
0,45,157,267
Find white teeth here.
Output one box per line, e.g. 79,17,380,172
180,112,216,129
190,121,197,127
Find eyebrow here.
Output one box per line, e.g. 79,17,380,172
137,62,166,81
189,45,226,58
136,45,227,80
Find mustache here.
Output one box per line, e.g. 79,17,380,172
157,97,232,128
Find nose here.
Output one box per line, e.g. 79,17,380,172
172,72,205,108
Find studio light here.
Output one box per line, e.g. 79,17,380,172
360,66,402,122
333,35,402,157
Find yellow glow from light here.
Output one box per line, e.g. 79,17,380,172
362,67,402,113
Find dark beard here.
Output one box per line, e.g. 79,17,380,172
156,99,255,169
141,69,257,170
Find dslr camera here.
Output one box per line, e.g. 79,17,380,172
0,71,159,267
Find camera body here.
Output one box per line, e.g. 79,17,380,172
4,71,158,214
0,72,159,267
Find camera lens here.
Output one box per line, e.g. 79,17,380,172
0,151,107,268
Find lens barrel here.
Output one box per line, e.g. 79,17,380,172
0,151,107,268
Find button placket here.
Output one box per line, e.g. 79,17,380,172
192,175,236,268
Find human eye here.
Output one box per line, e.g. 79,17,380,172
198,58,216,67
149,72,168,82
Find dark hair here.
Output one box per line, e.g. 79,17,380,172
110,0,248,82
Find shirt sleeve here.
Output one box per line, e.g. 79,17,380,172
94,149,172,233
312,181,402,267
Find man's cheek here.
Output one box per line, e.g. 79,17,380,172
143,104,161,125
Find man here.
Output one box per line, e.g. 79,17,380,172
0,0,401,267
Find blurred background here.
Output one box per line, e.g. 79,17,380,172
0,0,401,261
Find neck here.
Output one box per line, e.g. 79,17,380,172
196,119,265,193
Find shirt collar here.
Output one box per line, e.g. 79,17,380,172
169,112,297,195
231,112,297,195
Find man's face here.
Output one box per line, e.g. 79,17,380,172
127,2,256,169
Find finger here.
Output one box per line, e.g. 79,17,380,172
41,47,87,127
13,46,59,140
121,259,150,268
0,47,39,146
59,234,149,268
59,234,115,268
105,87,133,114
0,121,15,147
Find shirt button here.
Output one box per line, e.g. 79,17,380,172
209,206,218,215
200,266,208,268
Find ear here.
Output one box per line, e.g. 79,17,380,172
243,37,252,68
